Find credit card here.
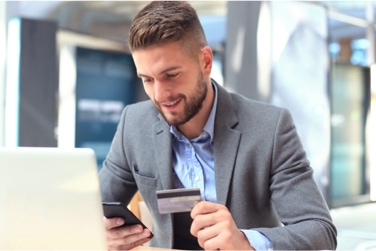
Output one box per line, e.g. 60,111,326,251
156,188,201,214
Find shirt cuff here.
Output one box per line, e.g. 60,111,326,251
240,229,273,251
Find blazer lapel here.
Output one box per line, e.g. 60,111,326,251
152,114,174,190
152,115,174,247
213,84,241,205
150,83,241,206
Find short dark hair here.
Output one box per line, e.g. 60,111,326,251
127,1,208,55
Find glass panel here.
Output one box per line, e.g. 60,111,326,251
75,47,137,169
331,63,367,202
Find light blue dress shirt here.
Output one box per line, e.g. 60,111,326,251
169,82,272,251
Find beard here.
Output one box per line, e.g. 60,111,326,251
155,71,208,126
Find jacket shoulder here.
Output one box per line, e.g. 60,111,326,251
123,100,159,120
228,91,289,123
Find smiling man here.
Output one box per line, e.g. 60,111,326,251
133,41,213,139
99,1,337,250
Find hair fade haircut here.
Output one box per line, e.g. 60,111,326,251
127,1,208,56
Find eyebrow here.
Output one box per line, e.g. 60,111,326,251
137,65,182,78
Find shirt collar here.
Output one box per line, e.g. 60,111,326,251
170,80,218,143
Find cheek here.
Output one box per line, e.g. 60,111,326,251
143,84,154,99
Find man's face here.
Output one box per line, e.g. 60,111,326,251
132,42,211,126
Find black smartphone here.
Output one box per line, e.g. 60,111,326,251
102,202,153,238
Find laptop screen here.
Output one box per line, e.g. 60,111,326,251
0,147,107,250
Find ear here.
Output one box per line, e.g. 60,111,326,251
200,46,213,76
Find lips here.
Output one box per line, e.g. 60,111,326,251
162,98,181,108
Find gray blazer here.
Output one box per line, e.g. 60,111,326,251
99,83,337,250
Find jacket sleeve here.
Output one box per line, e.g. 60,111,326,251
99,107,138,205
254,108,337,250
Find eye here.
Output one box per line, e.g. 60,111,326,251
141,77,153,84
166,72,179,78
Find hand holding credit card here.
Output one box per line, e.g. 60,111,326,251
156,188,201,214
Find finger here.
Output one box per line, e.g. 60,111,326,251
197,223,252,250
202,228,232,250
205,230,253,250
107,228,152,250
111,234,152,251
194,224,215,248
191,201,221,218
103,216,125,229
191,206,231,236
107,224,144,239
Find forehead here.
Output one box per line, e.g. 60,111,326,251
132,42,196,75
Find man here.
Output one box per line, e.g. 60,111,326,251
99,1,337,250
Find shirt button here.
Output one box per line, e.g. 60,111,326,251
194,176,200,181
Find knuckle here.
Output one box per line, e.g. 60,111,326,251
221,231,232,242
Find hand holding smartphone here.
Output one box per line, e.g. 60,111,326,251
102,202,153,238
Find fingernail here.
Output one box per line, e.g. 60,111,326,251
116,218,124,226
143,230,150,237
133,225,143,233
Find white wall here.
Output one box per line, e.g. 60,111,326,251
0,1,6,146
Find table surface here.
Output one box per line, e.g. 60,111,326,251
134,245,183,251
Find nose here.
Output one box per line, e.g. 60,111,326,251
153,80,170,102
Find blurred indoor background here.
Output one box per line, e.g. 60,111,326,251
0,1,375,250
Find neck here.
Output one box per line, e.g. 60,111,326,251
177,81,214,139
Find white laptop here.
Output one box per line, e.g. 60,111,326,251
0,147,107,250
